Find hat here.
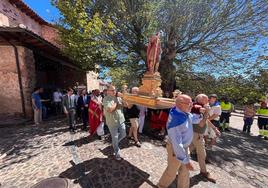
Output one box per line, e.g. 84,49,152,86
209,94,218,98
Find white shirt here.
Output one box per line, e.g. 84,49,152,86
209,104,222,121
137,105,147,116
53,91,62,102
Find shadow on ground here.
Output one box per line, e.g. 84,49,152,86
59,157,157,188
209,128,268,169
62,121,166,149
0,118,70,168
205,128,268,187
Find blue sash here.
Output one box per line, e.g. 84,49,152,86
167,107,188,129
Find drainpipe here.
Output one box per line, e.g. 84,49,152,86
6,41,27,118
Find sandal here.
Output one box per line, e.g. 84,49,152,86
127,136,134,140
134,141,141,147
200,172,216,183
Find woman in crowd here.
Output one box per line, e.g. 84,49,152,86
243,103,256,134
126,87,141,147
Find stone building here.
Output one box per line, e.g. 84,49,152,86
0,0,86,119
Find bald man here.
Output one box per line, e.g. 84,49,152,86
190,94,218,183
158,95,206,188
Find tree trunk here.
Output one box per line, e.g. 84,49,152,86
159,58,176,96
159,29,177,96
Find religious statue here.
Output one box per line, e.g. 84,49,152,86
146,33,162,74
121,32,175,108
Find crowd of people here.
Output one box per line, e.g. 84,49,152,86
31,84,268,187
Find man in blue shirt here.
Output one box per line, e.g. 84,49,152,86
158,94,208,188
31,87,42,126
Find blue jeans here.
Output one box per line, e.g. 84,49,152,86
108,122,126,157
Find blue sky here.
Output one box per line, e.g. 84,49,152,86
23,0,60,23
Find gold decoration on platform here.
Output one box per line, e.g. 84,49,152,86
122,93,175,109
139,72,163,97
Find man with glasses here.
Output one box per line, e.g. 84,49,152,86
190,94,220,183
103,85,126,160
158,94,204,188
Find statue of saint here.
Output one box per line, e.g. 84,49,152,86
146,33,161,74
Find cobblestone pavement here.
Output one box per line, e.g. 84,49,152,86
0,115,267,188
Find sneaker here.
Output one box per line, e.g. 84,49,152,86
264,137,268,140
115,155,122,161
225,128,231,132
69,128,75,133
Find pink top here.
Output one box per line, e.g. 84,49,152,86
244,106,255,118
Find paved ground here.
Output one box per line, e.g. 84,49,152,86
0,115,267,188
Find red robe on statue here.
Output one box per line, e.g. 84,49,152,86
88,100,103,135
146,33,161,73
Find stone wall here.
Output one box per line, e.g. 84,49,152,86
0,45,21,117
0,45,35,118
0,0,60,47
41,25,61,48
0,0,42,34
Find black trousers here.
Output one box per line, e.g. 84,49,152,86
54,102,62,115
211,120,220,128
243,117,254,133
258,117,268,130
220,112,231,124
81,107,88,128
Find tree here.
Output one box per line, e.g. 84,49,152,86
53,0,117,70
175,72,264,105
157,0,268,92
102,62,145,89
54,0,268,92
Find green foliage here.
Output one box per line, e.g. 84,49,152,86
53,0,268,94
103,62,146,90
53,0,117,70
176,69,268,105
